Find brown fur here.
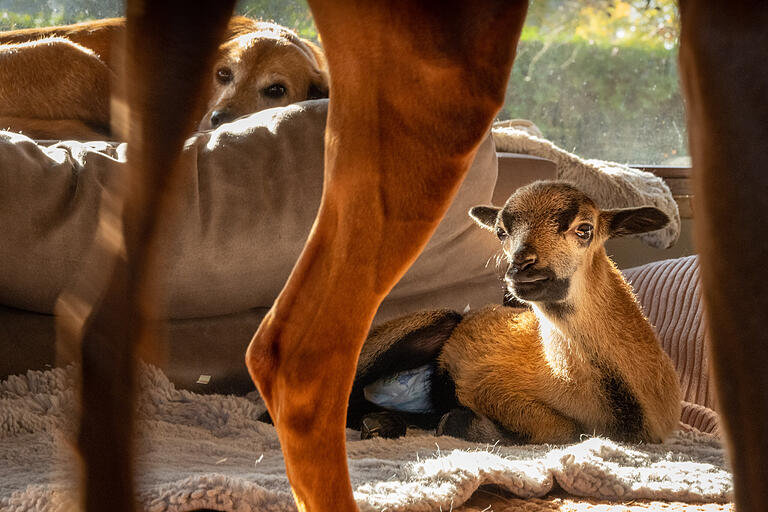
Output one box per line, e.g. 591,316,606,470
0,37,112,138
0,16,327,139
447,183,679,444
199,22,328,130
359,182,680,444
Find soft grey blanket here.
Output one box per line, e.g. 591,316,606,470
1,364,732,511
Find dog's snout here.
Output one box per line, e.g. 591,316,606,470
511,246,537,272
210,110,232,128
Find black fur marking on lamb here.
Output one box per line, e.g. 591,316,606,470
542,300,574,318
600,367,645,440
554,198,581,233
501,209,519,231
430,364,461,412
347,310,463,429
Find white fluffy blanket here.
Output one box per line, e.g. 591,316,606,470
1,365,732,511
492,121,681,249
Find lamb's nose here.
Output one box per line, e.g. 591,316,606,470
511,247,537,271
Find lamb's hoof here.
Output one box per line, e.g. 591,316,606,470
436,407,475,438
360,412,407,440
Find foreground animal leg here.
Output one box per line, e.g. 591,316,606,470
72,2,234,510
245,2,528,510
679,2,768,510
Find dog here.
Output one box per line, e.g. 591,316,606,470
0,16,327,140
63,1,768,511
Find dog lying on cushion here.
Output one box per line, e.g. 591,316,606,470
0,17,328,140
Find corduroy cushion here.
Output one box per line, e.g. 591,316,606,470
623,255,720,434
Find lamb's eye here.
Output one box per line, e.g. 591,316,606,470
496,227,508,240
216,67,233,84
263,83,287,98
575,223,593,240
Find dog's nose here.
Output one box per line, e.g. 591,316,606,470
511,247,537,272
210,110,231,128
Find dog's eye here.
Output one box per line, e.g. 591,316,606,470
496,227,508,240
263,83,287,98
575,223,593,240
216,67,233,84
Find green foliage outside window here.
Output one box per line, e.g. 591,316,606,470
0,0,686,164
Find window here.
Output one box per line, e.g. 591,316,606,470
505,1,688,166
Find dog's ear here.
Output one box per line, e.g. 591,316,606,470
469,205,500,231
600,206,669,238
303,39,330,100
307,72,330,100
303,39,327,71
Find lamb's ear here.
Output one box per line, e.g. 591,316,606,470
469,206,500,231
600,206,669,238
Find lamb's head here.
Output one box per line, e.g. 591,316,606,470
470,181,669,306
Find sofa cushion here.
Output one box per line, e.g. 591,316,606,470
0,99,503,321
623,255,715,411
0,100,509,387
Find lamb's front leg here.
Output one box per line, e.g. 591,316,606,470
244,2,529,510
438,404,579,445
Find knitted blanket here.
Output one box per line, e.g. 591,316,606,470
1,364,732,511
492,120,680,249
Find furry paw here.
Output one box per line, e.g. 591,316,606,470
360,412,408,440
437,407,529,444
436,407,476,438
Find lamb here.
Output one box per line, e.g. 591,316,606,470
350,180,681,444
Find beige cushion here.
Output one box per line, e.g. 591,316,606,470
0,100,502,320
0,100,507,387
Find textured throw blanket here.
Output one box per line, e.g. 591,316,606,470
1,364,732,511
492,120,680,249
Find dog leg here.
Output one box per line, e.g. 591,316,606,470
245,2,528,510
72,2,234,510
678,2,768,510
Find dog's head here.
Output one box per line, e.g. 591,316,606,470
199,21,329,131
